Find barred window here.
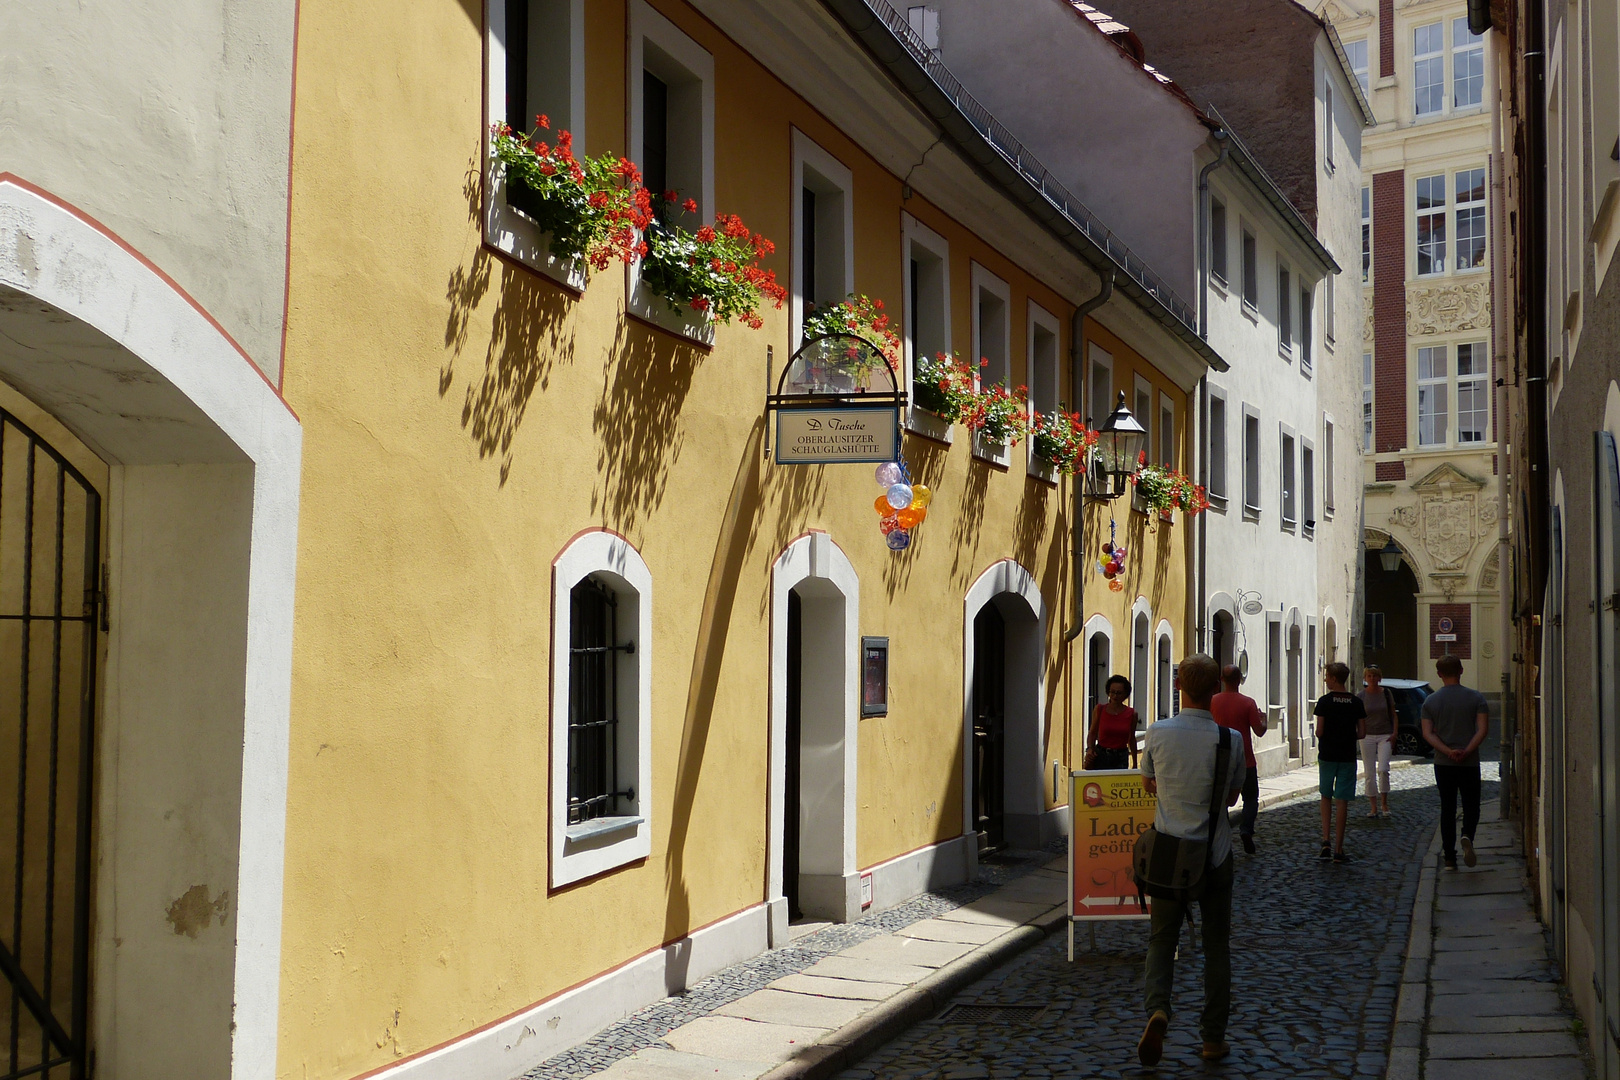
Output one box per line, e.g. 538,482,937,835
569,577,636,824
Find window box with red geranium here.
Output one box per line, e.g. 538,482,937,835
965,371,1029,467
1029,409,1098,482
1130,461,1210,522
633,204,787,342
908,351,977,443
488,118,648,289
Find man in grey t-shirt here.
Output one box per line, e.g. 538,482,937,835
1420,654,1489,869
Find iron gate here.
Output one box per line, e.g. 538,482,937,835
0,410,101,1080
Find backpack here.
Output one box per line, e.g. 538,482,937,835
1131,726,1232,907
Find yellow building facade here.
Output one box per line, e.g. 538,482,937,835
272,1,1216,1077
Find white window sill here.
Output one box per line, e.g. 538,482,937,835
1281,516,1297,532
566,815,645,844
554,815,651,887
485,170,587,292
627,268,716,348
972,430,1011,467
1243,503,1262,523
907,406,953,444
1210,276,1229,299
1241,301,1259,323
1027,453,1059,485
1278,345,1294,362
1207,492,1229,513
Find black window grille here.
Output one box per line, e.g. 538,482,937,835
568,578,635,824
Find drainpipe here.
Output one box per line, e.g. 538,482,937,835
1064,269,1115,644
1487,29,1514,821
1195,135,1231,653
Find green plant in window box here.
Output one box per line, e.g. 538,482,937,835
1029,409,1098,474
1130,459,1210,519
911,351,978,422
802,293,902,374
490,117,650,269
638,206,787,328
963,371,1030,447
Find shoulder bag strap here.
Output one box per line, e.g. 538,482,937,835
1385,689,1397,732
1205,727,1231,854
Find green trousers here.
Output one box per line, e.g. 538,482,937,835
1143,855,1234,1044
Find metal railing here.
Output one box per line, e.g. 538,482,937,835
864,0,1200,332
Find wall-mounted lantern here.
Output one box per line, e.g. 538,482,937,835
1378,539,1403,573
1085,391,1148,500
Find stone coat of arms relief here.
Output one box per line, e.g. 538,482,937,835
1388,464,1493,600
1407,281,1492,336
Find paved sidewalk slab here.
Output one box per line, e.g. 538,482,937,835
767,974,904,1001
662,1016,831,1065
1427,1031,1581,1058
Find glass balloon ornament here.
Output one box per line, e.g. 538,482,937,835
875,461,903,487
897,507,924,529
885,483,914,510
886,529,911,551
878,515,902,535
874,494,894,514
911,485,933,509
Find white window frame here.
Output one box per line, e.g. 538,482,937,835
1241,228,1259,313
1277,262,1293,359
1299,281,1313,376
971,263,1013,465
1243,403,1262,518
1211,198,1229,286
1417,343,1449,446
902,213,953,441
1266,613,1284,709
1454,167,1488,273
627,0,716,343
1455,340,1491,444
791,129,856,347
1324,80,1335,171
1084,615,1115,723
1134,374,1155,470
550,531,654,888
1088,342,1115,430
1207,387,1229,505
1452,16,1484,111
1323,416,1336,516
1027,301,1062,481
1301,437,1315,534
1346,37,1369,95
1415,172,1447,277
1414,20,1445,117
1158,391,1175,469
1362,351,1374,450
1155,621,1175,720
484,0,588,289
1324,272,1336,347
1361,186,1371,283
1280,424,1297,528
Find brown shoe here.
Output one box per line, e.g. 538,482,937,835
1138,1010,1169,1066
1199,1041,1231,1060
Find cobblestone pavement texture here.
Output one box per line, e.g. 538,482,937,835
835,766,1462,1080
530,846,1061,1077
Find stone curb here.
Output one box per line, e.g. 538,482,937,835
757,906,1067,1080
1387,826,1442,1080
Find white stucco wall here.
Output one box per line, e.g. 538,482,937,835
3,0,299,380
929,0,1206,299
1312,36,1368,680
1203,164,1328,773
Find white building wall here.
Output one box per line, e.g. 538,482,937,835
1203,168,1327,774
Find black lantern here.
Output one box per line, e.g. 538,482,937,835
1378,538,1403,573
1087,391,1148,500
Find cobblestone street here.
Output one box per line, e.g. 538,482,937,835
836,767,1469,1080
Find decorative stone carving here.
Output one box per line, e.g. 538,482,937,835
1431,573,1466,601
1390,493,1478,572
1406,280,1492,337
1363,305,1374,345
1477,495,1498,527
1481,547,1500,590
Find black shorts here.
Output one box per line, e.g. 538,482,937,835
1094,746,1130,770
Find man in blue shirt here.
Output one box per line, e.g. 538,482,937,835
1421,654,1490,869
1137,653,1246,1065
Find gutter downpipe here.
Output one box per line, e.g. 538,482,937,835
1196,136,1231,654
1487,28,1514,821
1064,269,1115,645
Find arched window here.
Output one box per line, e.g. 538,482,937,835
1156,632,1173,719
1132,610,1151,717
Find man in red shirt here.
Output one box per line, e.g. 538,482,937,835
1211,665,1267,854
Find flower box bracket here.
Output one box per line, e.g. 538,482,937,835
767,334,907,466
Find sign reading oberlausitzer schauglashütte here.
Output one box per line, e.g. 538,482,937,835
775,405,898,465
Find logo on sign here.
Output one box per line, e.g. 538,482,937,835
1438,616,1455,634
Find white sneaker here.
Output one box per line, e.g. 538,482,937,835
1461,836,1476,867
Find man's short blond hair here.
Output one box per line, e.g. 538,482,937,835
1178,653,1221,704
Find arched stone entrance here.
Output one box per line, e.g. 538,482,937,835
0,177,300,1080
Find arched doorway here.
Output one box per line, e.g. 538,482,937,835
770,533,859,939
1132,608,1151,720
1287,622,1303,759
963,561,1048,852
0,178,301,1079
1212,608,1235,669
1365,540,1421,678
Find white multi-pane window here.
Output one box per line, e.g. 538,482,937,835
1243,408,1261,513
1300,284,1313,375
1208,392,1228,500
1452,18,1484,109
1456,341,1490,442
1325,272,1335,344
1302,442,1315,528
1323,81,1335,170
1212,199,1228,284
1362,352,1374,449
1242,231,1258,308
1414,22,1445,116
1281,430,1297,525
1346,38,1369,95
1454,168,1488,270
1159,394,1175,468
1361,186,1371,283
1416,174,1447,276
1417,345,1448,446
1323,419,1335,513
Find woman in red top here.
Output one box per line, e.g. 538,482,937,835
1088,674,1140,770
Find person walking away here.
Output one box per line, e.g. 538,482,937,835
1421,654,1489,869
1137,654,1245,1065
1086,674,1140,770
1313,663,1365,864
1358,666,1398,818
1211,665,1267,854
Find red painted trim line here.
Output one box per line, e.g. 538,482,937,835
345,902,767,1080
0,173,299,421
